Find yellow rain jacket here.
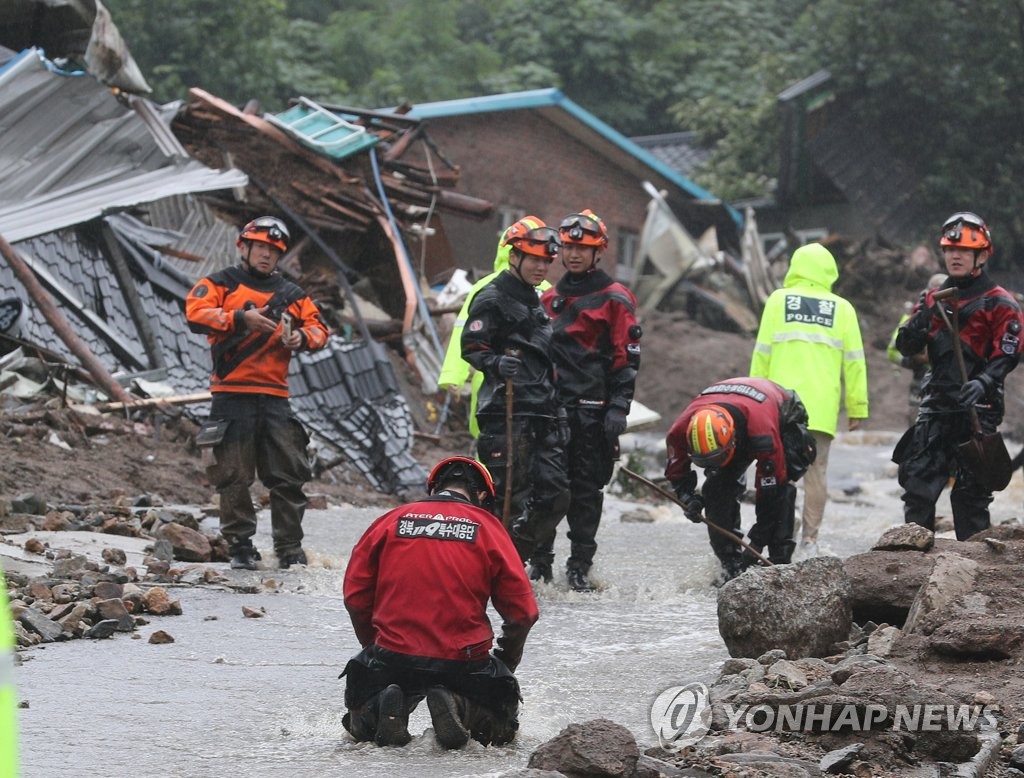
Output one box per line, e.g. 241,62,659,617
750,243,868,436
437,240,551,437
0,568,18,777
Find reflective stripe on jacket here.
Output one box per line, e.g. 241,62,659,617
750,243,868,435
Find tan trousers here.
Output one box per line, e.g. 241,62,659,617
800,431,833,543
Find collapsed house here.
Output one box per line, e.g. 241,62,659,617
0,46,497,494
0,0,784,500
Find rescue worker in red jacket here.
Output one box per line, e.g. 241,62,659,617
529,210,642,591
665,377,816,582
893,212,1024,539
461,217,570,563
186,216,329,570
342,457,538,749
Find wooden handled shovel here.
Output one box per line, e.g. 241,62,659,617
618,466,773,567
501,348,520,528
931,287,1013,491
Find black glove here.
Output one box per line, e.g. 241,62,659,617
958,379,986,407
491,646,515,672
496,355,521,379
676,490,704,523
604,408,627,438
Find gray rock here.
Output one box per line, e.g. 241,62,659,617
84,619,120,639
1009,748,1024,770
819,743,862,773
528,718,639,777
717,558,851,659
928,618,1024,660
94,598,135,632
865,625,902,657
17,607,64,642
766,659,808,690
872,523,934,551
843,550,934,626
157,522,212,562
904,552,979,634
715,751,821,776
11,493,48,515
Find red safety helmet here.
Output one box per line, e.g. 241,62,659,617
939,212,992,252
559,209,609,248
502,216,561,260
426,456,496,499
237,216,290,253
686,405,736,469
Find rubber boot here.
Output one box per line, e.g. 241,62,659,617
426,687,470,749
527,560,553,583
566,564,595,592
374,684,412,747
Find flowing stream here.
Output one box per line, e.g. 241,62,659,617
14,432,1024,778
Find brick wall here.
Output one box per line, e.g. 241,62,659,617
408,110,664,284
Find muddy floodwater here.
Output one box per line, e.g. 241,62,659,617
14,433,1024,777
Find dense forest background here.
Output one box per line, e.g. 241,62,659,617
105,0,1024,260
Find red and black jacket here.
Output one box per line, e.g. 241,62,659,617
343,493,539,664
896,271,1023,416
665,377,792,501
541,269,641,414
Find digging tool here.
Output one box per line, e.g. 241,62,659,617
618,466,773,567
932,287,1013,491
501,348,520,528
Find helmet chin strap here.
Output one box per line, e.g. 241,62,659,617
241,241,274,279
509,251,529,284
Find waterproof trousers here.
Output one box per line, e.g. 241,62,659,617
530,407,616,573
342,645,521,746
704,470,796,566
205,394,312,555
477,414,569,562
895,413,993,540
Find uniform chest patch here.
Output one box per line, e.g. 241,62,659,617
468,319,483,332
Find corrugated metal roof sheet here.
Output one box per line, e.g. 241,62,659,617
0,49,246,243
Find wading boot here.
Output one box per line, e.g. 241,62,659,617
229,547,261,570
278,548,308,569
527,560,553,583
566,565,595,593
374,684,411,747
426,686,470,749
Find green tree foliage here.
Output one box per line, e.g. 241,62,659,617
104,0,1024,258
104,0,288,106
800,0,1024,255
665,0,810,201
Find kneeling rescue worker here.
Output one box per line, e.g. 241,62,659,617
341,457,538,748
665,377,817,582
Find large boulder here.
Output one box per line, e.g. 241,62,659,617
717,557,851,659
527,719,639,777
842,549,934,626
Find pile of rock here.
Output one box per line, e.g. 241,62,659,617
2,495,234,647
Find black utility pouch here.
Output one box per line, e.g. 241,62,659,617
195,419,230,448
